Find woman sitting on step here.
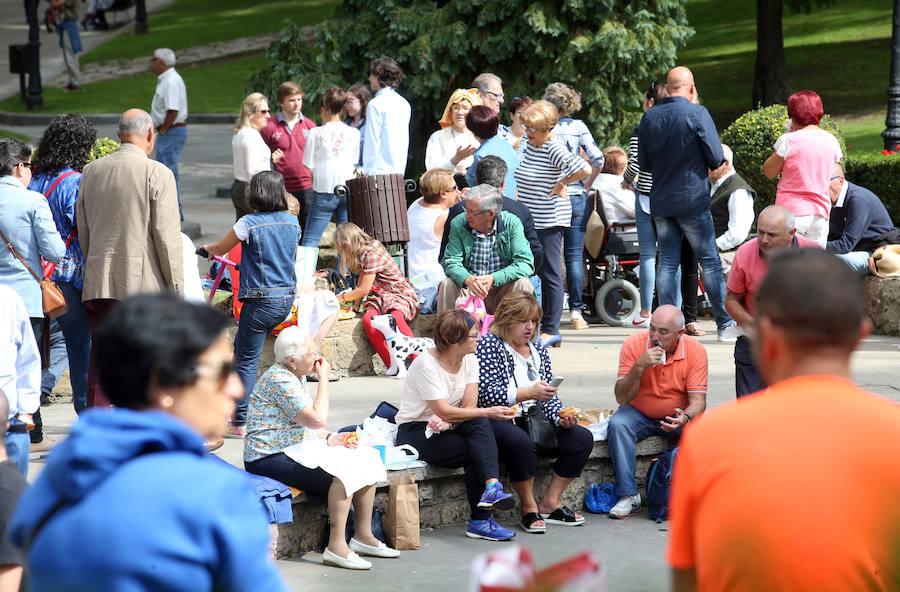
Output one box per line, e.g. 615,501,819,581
244,326,399,570
476,292,593,534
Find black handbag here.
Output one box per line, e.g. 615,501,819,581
515,404,558,455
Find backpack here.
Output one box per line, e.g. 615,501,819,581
646,447,678,523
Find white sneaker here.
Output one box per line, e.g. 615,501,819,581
630,316,650,329
717,323,743,343
609,494,642,519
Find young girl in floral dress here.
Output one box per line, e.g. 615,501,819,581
332,222,419,375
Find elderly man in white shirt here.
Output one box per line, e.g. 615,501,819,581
708,144,755,274
0,285,41,477
362,56,411,176
151,47,189,217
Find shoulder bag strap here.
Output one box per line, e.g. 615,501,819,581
0,226,42,283
42,170,77,200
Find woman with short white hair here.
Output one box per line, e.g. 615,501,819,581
244,326,399,570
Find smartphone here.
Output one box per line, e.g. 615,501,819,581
549,376,564,388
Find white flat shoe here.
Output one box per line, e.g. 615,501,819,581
322,547,372,569
349,537,400,558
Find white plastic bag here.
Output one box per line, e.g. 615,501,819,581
359,415,398,447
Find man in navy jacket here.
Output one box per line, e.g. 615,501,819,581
826,163,897,274
637,66,734,341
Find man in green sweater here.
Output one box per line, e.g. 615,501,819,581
438,184,534,314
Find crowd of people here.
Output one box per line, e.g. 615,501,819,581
2,54,900,590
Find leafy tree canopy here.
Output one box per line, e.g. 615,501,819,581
248,0,693,178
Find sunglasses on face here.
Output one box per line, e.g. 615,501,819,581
257,109,270,114
483,90,504,101
19,162,34,169
195,359,237,388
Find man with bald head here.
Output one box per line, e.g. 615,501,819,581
725,205,820,397
669,249,900,591
607,304,708,518
76,108,183,407
638,66,734,341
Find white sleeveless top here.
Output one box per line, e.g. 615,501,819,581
406,198,446,281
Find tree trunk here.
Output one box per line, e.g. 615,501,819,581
753,0,792,107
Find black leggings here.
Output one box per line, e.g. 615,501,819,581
397,417,499,520
245,452,334,505
681,238,700,325
490,420,593,482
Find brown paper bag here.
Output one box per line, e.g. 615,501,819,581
383,472,419,550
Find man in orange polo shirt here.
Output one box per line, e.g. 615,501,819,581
668,249,900,591
608,304,708,518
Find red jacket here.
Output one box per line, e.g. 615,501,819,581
259,113,316,192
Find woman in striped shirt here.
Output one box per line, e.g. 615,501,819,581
514,100,590,347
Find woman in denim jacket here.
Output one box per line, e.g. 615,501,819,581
203,171,301,435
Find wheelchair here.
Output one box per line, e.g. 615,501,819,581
581,190,642,327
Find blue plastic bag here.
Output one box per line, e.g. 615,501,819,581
584,482,617,514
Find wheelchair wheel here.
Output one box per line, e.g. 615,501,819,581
595,279,640,327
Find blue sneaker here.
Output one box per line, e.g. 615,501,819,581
466,515,516,541
477,483,515,510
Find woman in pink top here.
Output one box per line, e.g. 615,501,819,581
763,90,842,246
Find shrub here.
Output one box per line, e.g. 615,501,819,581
721,104,845,211
844,153,900,223
89,137,120,162
247,0,694,180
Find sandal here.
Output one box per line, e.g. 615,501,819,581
543,506,585,526
520,512,546,534
685,323,706,337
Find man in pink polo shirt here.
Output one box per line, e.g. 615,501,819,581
607,304,708,519
260,81,317,230
725,205,821,397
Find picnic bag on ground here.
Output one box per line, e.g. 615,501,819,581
646,447,679,523
383,471,419,550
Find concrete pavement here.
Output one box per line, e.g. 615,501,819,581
14,120,900,591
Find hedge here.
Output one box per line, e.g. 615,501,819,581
844,153,900,224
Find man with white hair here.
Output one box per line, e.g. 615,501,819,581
150,48,189,217
77,108,183,408
438,184,534,314
708,143,755,274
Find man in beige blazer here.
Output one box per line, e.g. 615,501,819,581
76,108,183,407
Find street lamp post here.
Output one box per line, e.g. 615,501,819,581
23,0,43,109
883,0,900,150
135,0,148,34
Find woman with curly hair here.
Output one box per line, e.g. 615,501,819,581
29,114,97,415
541,83,604,331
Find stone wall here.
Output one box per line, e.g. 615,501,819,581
269,436,666,558
864,276,900,336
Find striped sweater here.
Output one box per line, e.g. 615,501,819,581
513,137,588,229
623,127,653,195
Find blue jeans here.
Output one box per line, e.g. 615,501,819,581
537,227,565,335
607,405,681,496
635,196,681,313
301,192,348,247
634,195,656,313
563,193,589,311
155,125,188,217
233,295,294,425
836,251,870,275
655,211,732,330
6,418,31,476
41,319,68,396
55,281,90,413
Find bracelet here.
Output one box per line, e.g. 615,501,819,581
683,412,692,423
324,431,333,442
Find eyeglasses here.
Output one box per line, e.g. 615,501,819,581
482,90,504,101
257,109,271,114
523,125,549,134
19,162,33,170
466,208,490,217
467,332,481,342
830,175,843,180
526,362,537,382
195,359,237,388
442,186,459,194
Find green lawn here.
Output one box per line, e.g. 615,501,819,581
0,55,267,114
83,0,338,64
0,129,30,141
682,0,892,154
